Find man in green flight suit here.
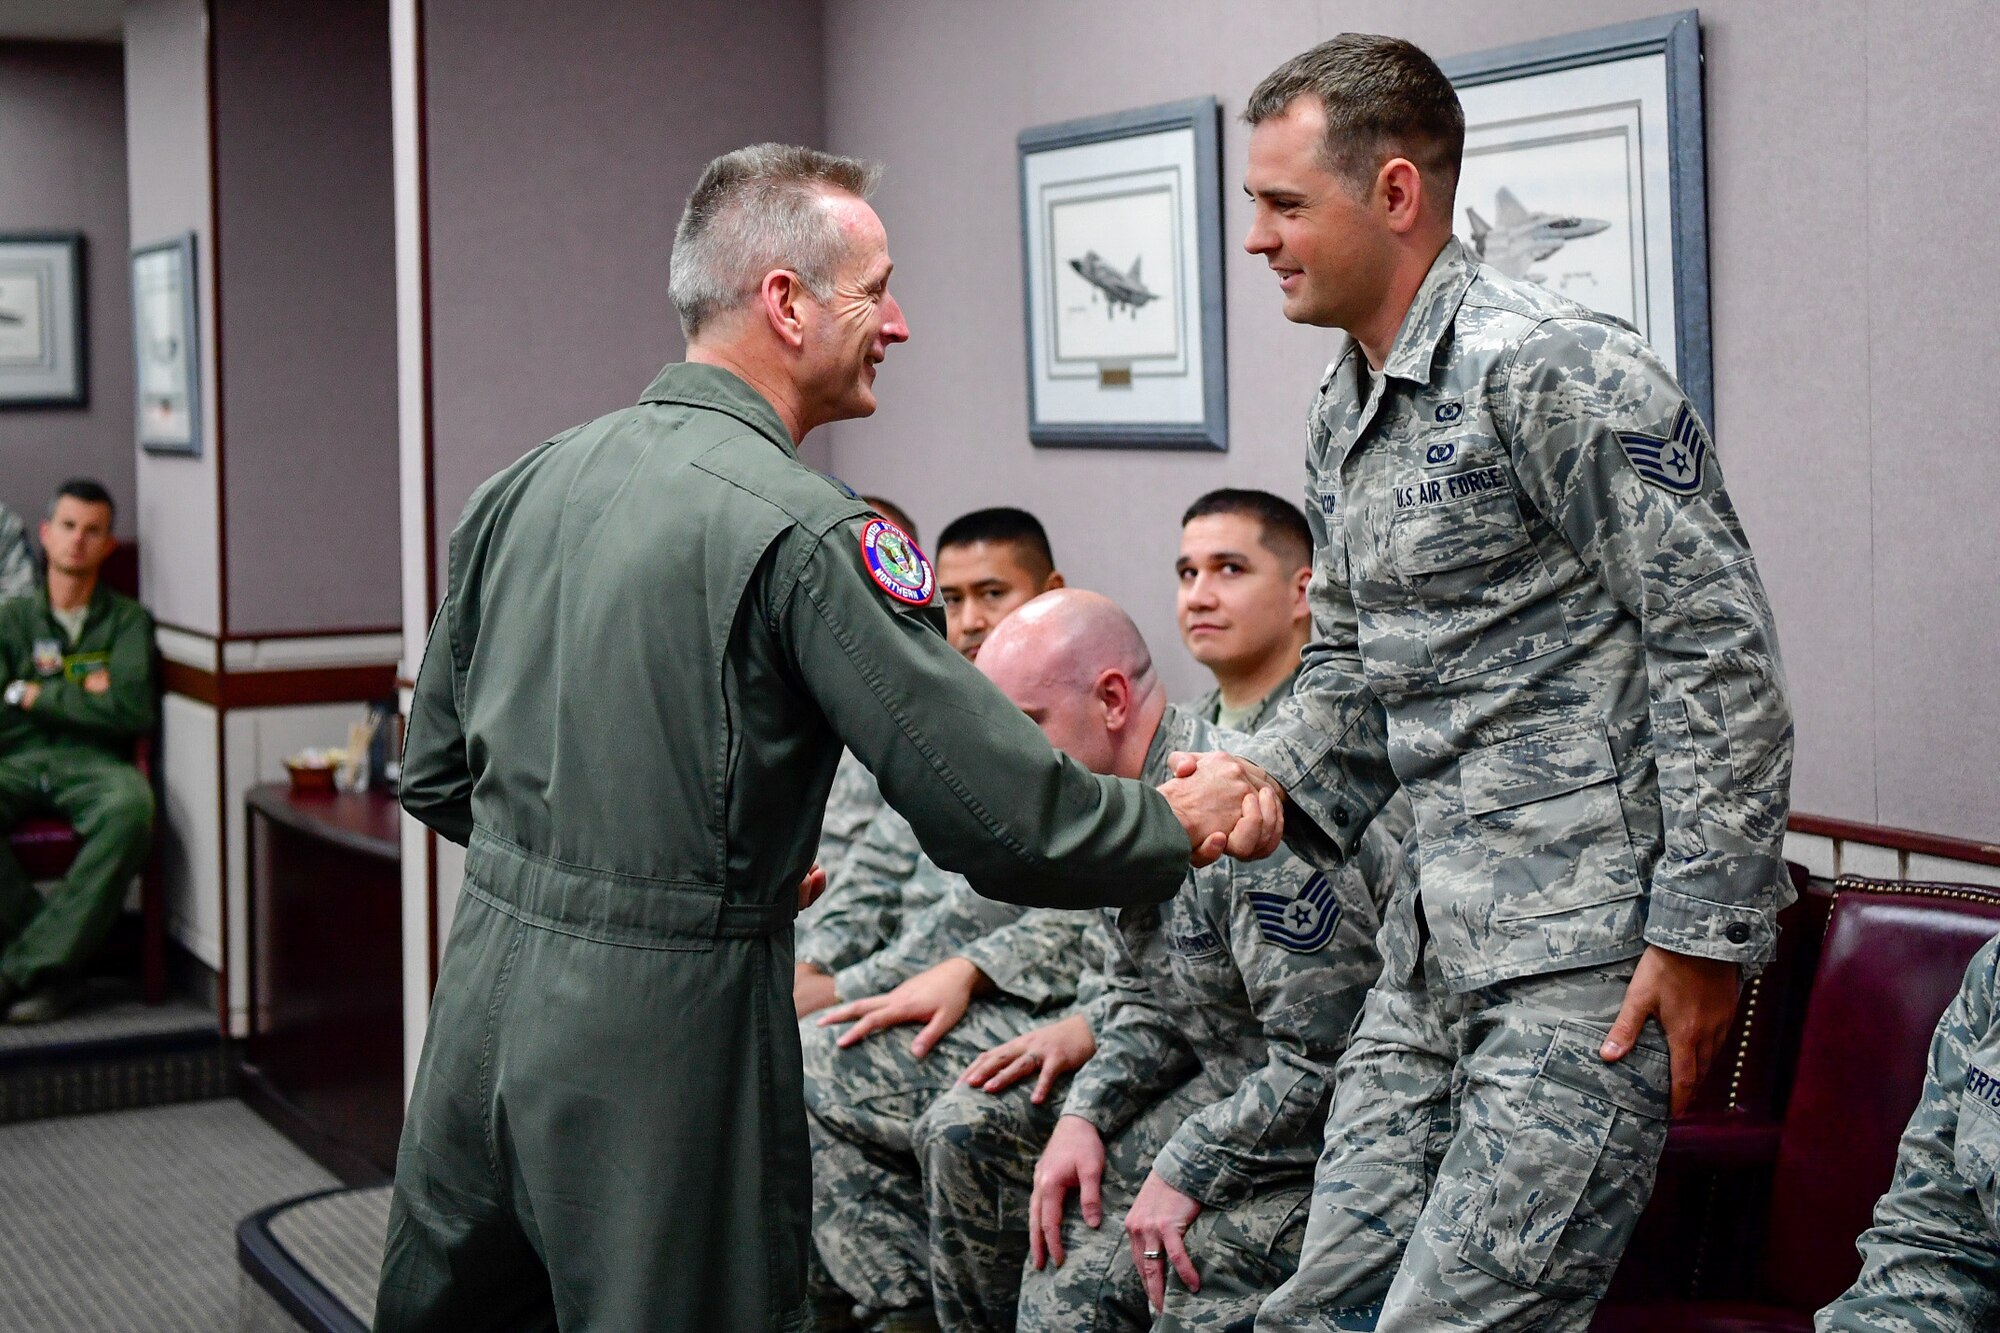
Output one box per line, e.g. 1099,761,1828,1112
377,144,1281,1333
0,479,156,1025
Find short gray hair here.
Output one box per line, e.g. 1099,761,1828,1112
670,144,883,340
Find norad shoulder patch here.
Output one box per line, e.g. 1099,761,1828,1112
859,517,935,607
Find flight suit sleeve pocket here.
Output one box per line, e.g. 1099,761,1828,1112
1459,1021,1670,1297
1461,725,1643,922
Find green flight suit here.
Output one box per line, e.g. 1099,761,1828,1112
0,585,157,992
378,363,1189,1333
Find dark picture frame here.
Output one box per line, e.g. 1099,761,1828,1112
131,232,202,455
1441,10,1714,427
1018,97,1227,451
0,233,87,409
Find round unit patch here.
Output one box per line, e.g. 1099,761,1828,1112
859,517,935,606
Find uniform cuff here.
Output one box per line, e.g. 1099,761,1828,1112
956,937,1058,1008
1643,879,1779,969
1149,1134,1251,1210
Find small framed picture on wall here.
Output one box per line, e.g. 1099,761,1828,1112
1018,97,1227,451
1441,10,1714,426
131,232,201,455
0,233,86,409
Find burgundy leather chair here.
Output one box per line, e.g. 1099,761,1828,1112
2,542,166,1004
1594,875,2000,1332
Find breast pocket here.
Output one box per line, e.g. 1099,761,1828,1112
1390,483,1569,683
1460,723,1642,922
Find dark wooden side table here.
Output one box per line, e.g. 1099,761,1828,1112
244,782,404,1177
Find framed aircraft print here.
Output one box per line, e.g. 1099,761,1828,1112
1442,10,1714,427
131,233,201,454
0,233,86,409
1018,97,1227,450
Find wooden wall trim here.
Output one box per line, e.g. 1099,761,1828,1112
162,659,397,709
154,619,404,643
1790,812,2000,870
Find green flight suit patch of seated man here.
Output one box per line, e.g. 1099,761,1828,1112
0,479,156,1025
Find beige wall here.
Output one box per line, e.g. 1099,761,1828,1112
420,0,827,586
820,0,2000,842
0,41,133,530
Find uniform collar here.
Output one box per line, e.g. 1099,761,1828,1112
1375,236,1477,386
36,580,108,628
636,362,799,458
1140,702,1203,788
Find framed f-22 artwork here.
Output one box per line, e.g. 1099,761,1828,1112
1018,97,1227,451
1441,10,1714,427
0,234,86,409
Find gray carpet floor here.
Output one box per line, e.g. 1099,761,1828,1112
0,1099,336,1332
0,980,210,1055
265,1185,392,1326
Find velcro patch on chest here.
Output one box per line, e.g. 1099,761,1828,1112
859,517,935,606
1247,871,1341,952
32,639,63,677
1616,403,1711,495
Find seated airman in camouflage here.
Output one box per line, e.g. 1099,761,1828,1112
1176,488,1315,735
1818,934,2000,1332
896,590,1405,1333
795,506,1066,1020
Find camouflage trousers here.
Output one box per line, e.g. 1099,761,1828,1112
1256,896,1669,1333
921,1066,1308,1333
801,997,1045,1321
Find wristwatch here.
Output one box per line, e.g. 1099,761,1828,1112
3,680,28,708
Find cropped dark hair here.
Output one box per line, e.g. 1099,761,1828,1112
1182,488,1311,570
1246,33,1464,217
50,477,115,524
862,494,918,546
936,506,1055,576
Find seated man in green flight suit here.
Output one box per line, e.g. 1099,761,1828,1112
0,479,156,1024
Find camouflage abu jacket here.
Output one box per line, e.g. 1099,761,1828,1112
1237,237,1794,991
1063,705,1400,1208
819,825,1097,1011
1818,935,2000,1332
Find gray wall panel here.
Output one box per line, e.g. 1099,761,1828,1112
124,0,220,634
422,0,825,582
1864,0,2000,841
212,0,400,634
0,41,134,537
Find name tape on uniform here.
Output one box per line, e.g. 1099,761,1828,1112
1395,465,1508,511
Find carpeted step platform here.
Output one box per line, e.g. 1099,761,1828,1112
0,979,228,1123
236,1184,391,1333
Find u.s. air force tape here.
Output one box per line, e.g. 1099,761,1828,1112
859,517,935,606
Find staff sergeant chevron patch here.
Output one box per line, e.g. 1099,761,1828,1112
1247,872,1341,953
1615,403,1712,495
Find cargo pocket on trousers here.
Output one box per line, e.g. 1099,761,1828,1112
1458,1021,1671,1297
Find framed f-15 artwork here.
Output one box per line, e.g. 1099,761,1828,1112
131,233,200,454
1442,9,1714,427
0,234,85,409
1019,97,1227,450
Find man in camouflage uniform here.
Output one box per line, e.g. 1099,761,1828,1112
1177,489,1314,735
1170,36,1794,1332
796,507,1065,1020
907,591,1406,1333
1818,934,2000,1331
